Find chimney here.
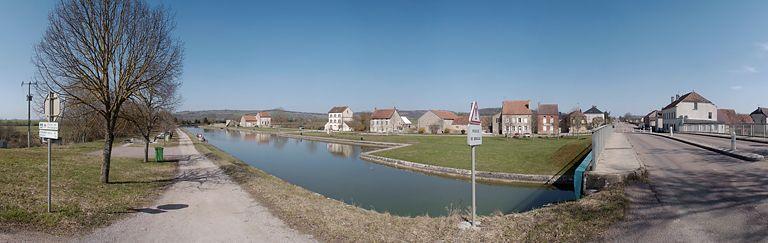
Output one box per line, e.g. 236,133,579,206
676,94,680,100
671,96,674,103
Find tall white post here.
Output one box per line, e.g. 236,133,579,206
471,145,477,227
731,129,736,151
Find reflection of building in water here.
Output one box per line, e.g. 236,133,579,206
326,143,354,158
243,133,272,144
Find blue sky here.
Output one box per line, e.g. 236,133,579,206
1,0,767,119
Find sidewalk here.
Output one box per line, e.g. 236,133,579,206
80,129,314,242
586,130,645,188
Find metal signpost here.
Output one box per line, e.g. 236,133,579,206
467,101,482,227
40,92,60,213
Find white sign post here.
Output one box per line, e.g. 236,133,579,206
467,101,482,227
43,91,61,213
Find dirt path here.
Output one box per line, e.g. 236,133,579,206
79,129,314,242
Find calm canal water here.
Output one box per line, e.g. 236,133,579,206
187,127,575,216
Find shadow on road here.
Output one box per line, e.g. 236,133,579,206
130,204,189,214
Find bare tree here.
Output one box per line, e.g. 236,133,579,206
123,79,180,162
33,0,183,183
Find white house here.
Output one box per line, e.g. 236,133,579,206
239,115,258,127
584,106,606,126
240,112,271,128
369,108,404,133
324,106,354,132
661,91,717,132
751,107,768,124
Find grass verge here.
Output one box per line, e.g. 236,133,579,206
0,142,177,235
303,132,591,175
184,129,626,241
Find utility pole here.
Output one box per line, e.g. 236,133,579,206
21,81,38,148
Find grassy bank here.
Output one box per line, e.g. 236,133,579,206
0,142,177,235
184,129,625,241
303,132,590,175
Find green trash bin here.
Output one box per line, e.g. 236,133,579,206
155,147,164,162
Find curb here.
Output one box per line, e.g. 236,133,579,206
648,133,764,161
680,132,768,145
359,153,571,185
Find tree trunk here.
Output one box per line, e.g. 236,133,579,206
100,131,115,184
143,136,150,163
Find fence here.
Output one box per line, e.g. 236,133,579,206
573,124,613,198
591,124,613,166
681,123,768,138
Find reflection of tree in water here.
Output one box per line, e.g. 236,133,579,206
306,141,317,153
273,136,288,150
326,143,354,158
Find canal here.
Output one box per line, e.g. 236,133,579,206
187,127,575,216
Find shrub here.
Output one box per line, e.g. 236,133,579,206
418,127,426,134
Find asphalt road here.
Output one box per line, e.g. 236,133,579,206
675,133,768,157
600,132,768,242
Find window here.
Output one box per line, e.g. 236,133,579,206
708,112,712,119
518,118,522,123
693,102,698,110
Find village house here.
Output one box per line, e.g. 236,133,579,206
536,104,559,135
401,116,414,132
717,109,742,125
255,112,271,127
448,116,473,134
369,108,405,133
239,115,258,127
661,91,717,132
324,106,354,132
492,100,533,136
643,110,663,132
751,107,768,124
566,109,589,134
417,110,459,134
584,106,606,126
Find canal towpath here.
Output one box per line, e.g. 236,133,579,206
80,129,314,242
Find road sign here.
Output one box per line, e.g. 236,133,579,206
467,101,482,146
39,122,59,131
44,92,61,121
39,130,59,139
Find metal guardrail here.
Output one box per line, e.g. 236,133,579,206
573,123,613,198
573,151,594,199
591,124,613,166
681,124,768,138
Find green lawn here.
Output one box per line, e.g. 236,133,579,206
303,132,591,175
0,142,176,234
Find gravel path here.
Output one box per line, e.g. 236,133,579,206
79,129,314,242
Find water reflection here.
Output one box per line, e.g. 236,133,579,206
188,127,575,216
326,143,355,158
